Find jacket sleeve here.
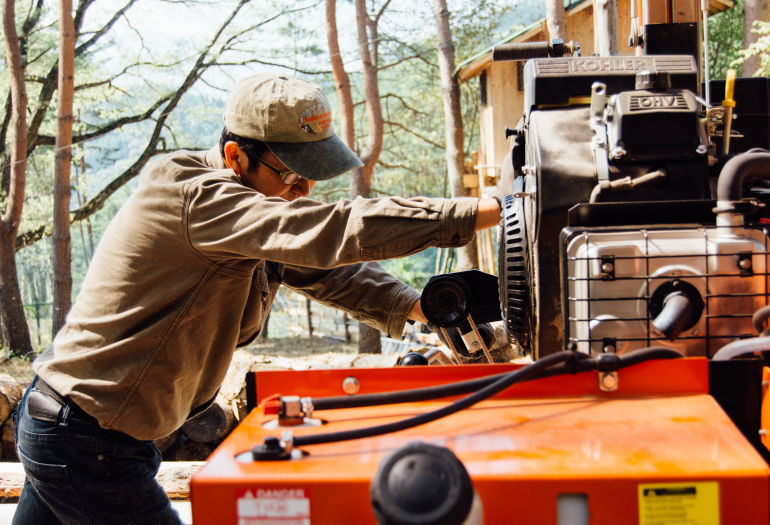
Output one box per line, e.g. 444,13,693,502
282,262,420,339
185,175,477,268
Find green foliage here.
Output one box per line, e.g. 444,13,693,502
739,21,770,75
380,248,439,290
708,0,744,79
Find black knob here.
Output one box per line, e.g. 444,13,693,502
400,352,429,366
370,442,474,525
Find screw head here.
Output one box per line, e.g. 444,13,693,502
342,376,360,395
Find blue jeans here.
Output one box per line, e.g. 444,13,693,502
12,379,183,525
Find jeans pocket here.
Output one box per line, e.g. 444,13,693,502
101,439,161,482
18,447,70,483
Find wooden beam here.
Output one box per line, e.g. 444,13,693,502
0,461,205,501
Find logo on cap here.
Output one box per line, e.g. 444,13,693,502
298,103,331,135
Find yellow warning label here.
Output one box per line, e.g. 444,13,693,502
639,482,719,525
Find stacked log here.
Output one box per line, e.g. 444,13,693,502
159,395,236,461
0,375,24,461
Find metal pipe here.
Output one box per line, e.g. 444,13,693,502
652,292,695,340
712,336,770,361
716,150,770,202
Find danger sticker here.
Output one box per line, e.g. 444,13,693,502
236,488,310,525
639,482,719,525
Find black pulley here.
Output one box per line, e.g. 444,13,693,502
421,275,472,328
370,442,474,525
498,193,535,350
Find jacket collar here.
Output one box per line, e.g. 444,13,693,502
205,147,226,170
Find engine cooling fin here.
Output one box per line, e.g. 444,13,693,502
498,194,534,351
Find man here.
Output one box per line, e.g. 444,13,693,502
13,73,501,524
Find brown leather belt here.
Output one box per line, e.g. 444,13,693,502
27,377,97,425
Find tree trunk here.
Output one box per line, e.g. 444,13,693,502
325,0,355,149
1,0,33,356
744,0,770,76
305,297,313,338
433,0,477,271
52,0,75,334
351,0,387,354
546,0,567,41
359,322,382,354
353,0,384,191
594,0,618,56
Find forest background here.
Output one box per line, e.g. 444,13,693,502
0,0,768,359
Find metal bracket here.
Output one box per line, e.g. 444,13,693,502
589,82,610,183
598,371,619,392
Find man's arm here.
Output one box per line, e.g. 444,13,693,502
475,197,502,231
408,197,500,325
408,298,427,325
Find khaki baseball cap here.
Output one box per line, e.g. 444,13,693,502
223,73,363,181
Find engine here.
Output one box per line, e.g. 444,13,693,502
495,50,770,359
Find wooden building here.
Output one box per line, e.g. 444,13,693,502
457,0,733,181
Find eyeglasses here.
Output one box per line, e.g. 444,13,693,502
255,157,302,185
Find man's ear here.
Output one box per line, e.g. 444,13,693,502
223,141,246,176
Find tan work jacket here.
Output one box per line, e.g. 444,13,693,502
34,148,477,440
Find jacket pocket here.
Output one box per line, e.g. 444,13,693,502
237,267,270,346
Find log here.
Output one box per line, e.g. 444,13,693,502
166,439,214,463
155,462,205,500
0,461,204,500
180,395,235,444
0,375,23,425
154,429,180,455
1,420,15,461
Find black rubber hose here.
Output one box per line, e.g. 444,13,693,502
275,348,685,451
716,150,770,201
310,347,682,412
611,346,684,366
535,347,684,378
292,351,576,447
312,352,592,411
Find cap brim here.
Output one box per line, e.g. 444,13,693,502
265,134,363,181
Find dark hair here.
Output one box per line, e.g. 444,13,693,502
219,127,269,171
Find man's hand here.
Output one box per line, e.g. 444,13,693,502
475,197,501,231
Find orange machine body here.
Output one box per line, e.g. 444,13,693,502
191,358,769,524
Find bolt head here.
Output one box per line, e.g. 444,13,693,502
600,372,619,391
342,376,360,395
